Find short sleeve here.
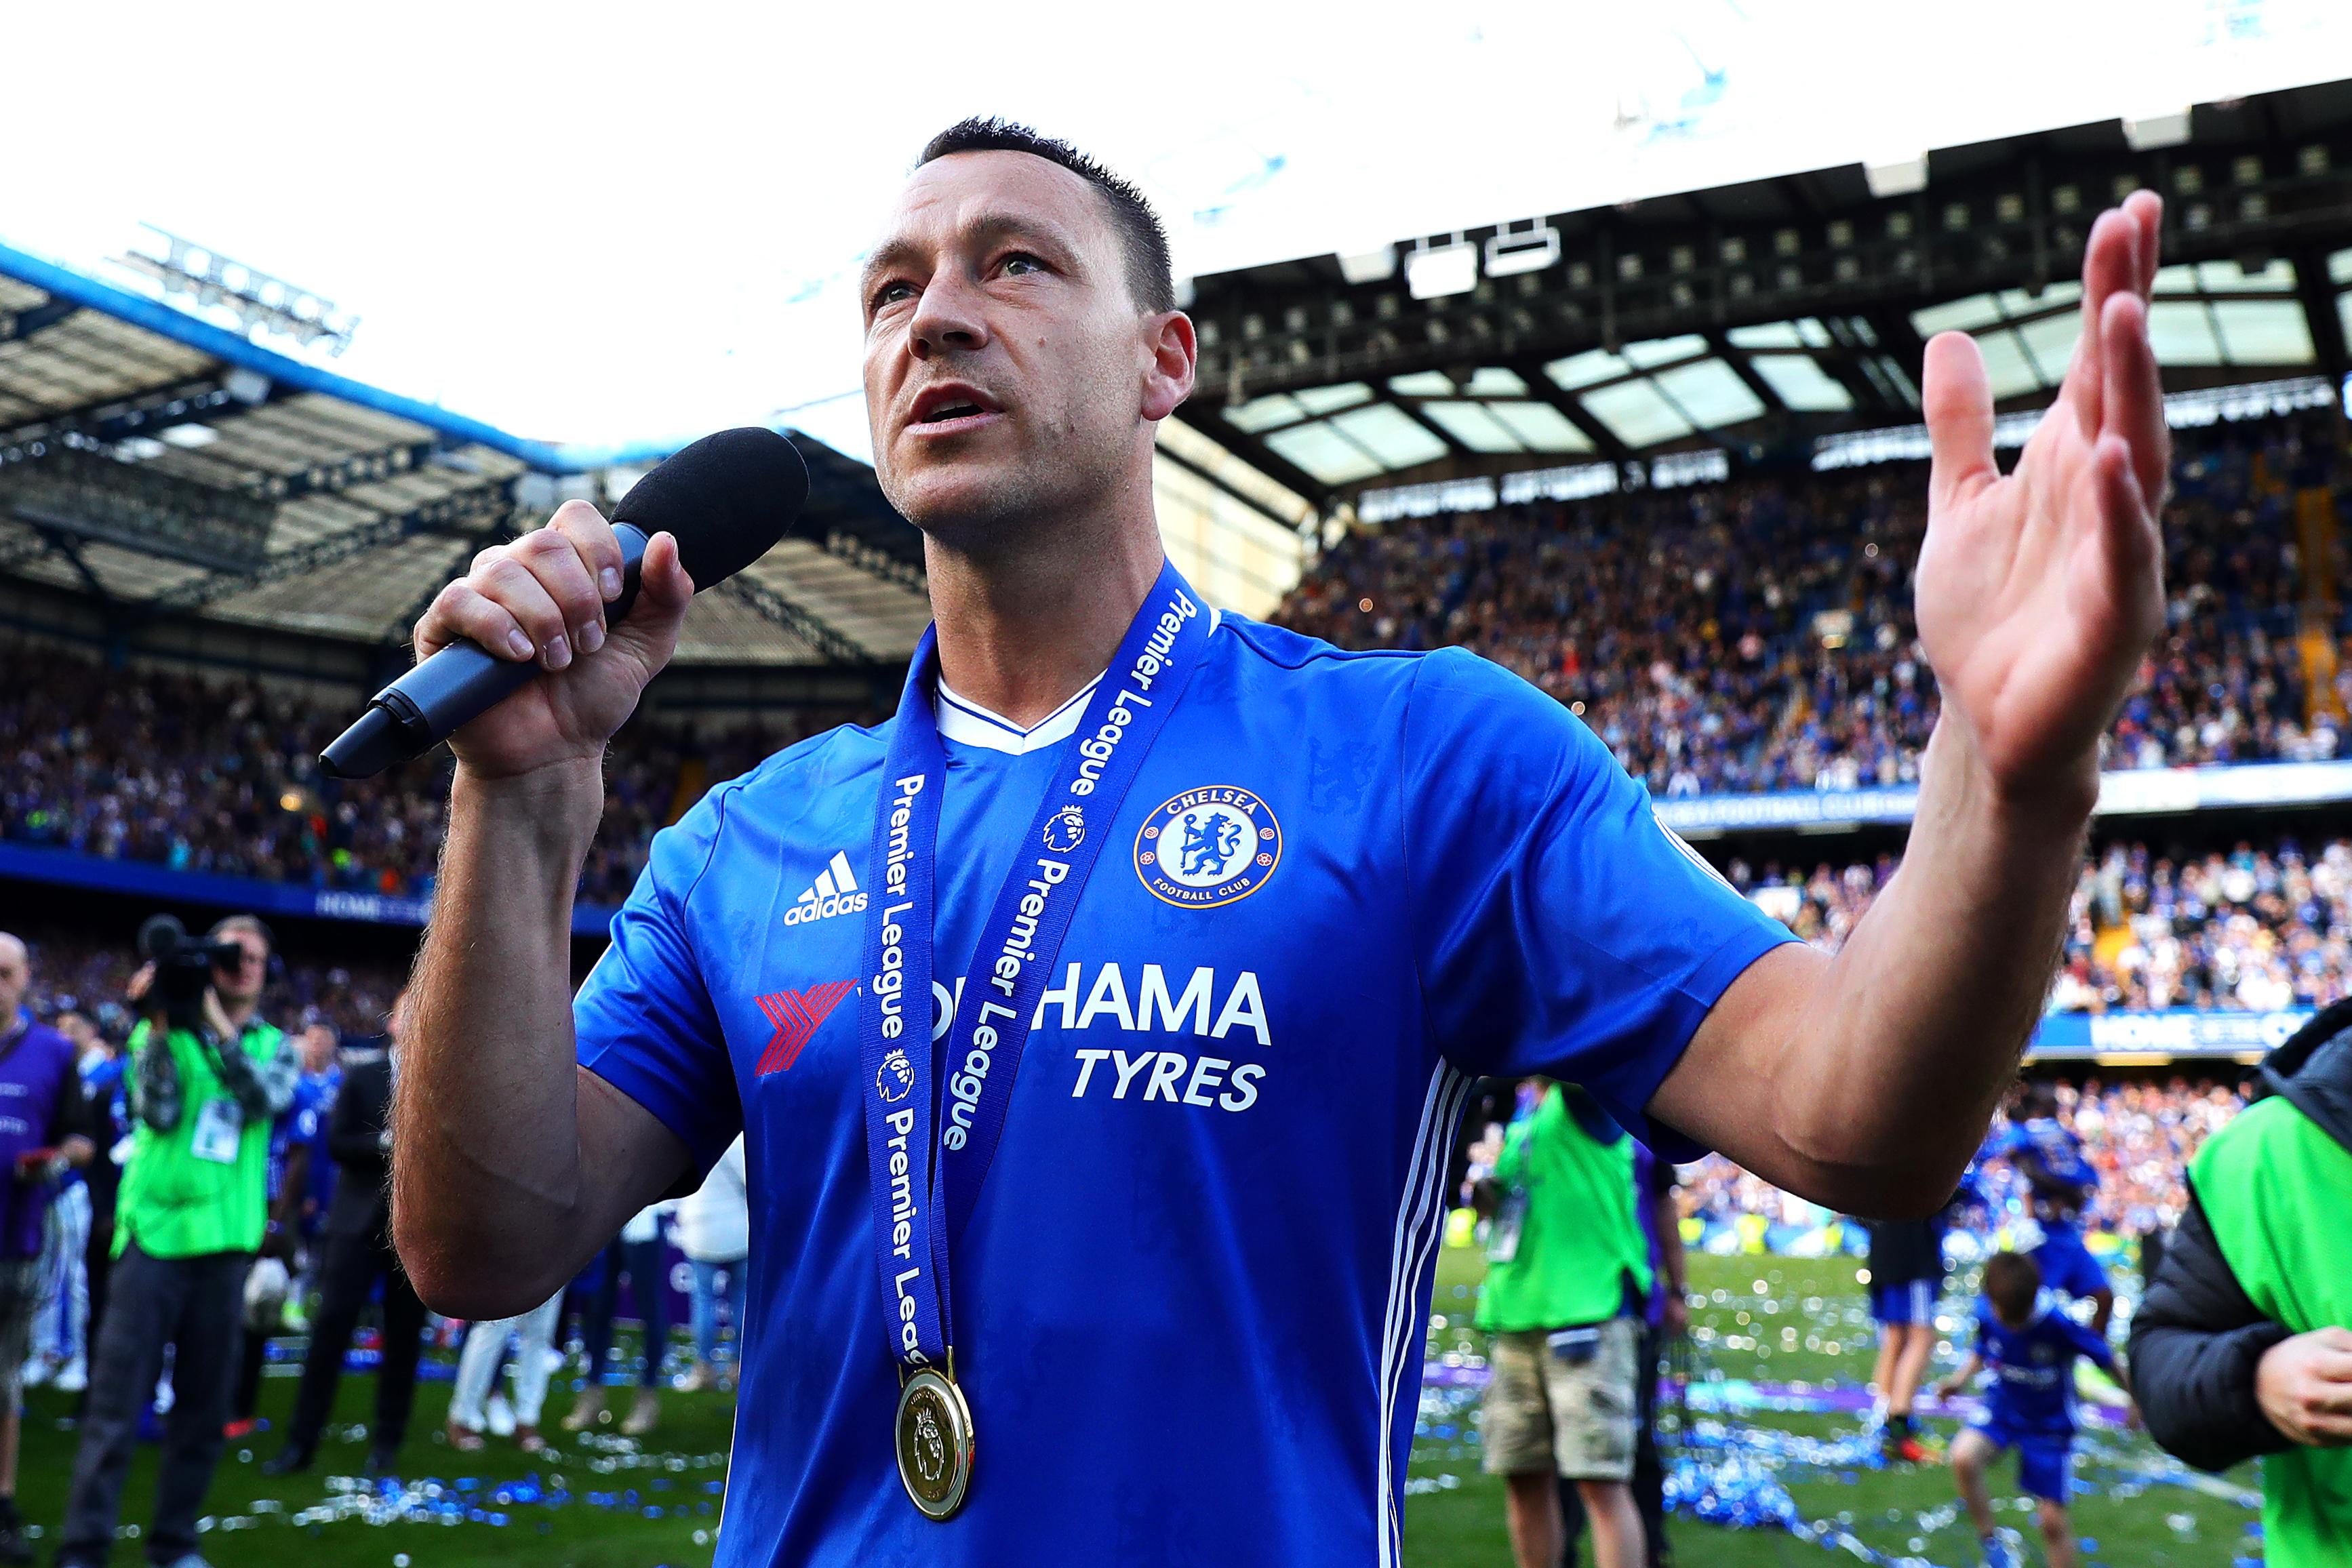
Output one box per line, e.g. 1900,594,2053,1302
1404,649,1795,1153
574,788,741,1181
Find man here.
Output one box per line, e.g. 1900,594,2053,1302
24,1009,106,1401
391,120,2172,1562
62,1011,127,1400
1477,1082,1652,1568
57,916,294,1568
0,936,96,1565
1994,1082,2114,1335
264,1002,422,1477
1865,1208,1947,1464
1559,1135,1686,1567
2131,1000,2352,1568
226,1031,331,1439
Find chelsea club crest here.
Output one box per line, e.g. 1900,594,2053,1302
1133,786,1281,908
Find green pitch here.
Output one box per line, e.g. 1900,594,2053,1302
1403,1249,2262,1567
14,1252,2259,1566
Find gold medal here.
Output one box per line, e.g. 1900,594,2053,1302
894,1365,974,1520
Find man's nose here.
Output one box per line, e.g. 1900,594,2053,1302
907,272,989,359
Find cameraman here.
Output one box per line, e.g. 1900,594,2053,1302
56,916,294,1568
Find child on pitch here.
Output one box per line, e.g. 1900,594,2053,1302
1933,1250,2132,1568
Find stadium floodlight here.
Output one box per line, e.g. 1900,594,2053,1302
2124,110,2193,150
1484,220,1561,278
113,224,361,357
1337,247,1398,285
1864,155,1929,198
1403,237,1478,301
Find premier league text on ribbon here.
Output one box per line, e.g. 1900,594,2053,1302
875,772,926,1042
855,562,1214,1517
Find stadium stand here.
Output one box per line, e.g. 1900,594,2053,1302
1677,1076,2244,1245
1271,409,2342,795
0,635,866,906
1732,832,2352,1013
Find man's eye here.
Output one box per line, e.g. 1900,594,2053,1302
873,281,915,308
1002,254,1044,277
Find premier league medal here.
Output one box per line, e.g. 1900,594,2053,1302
860,564,1211,1521
895,1366,974,1520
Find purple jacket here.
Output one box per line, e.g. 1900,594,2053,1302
0,1011,82,1260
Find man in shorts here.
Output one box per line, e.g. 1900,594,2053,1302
1477,1081,1652,1568
1867,1210,1947,1462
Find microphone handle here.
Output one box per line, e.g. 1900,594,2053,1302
319,523,651,778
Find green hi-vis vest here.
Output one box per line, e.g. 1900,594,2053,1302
1476,1086,1652,1334
115,1018,286,1260
2193,1095,2352,1568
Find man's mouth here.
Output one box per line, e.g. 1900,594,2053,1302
908,385,1003,433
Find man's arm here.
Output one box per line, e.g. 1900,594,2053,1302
1650,195,2170,1217
2129,1193,2298,1470
127,1018,184,1133
392,504,700,1320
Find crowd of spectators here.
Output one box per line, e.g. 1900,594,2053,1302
1677,1077,2245,1241
1732,834,2352,1013
1273,412,2343,795
0,639,862,905
10,922,407,1039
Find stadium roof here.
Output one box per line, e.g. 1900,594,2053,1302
1178,79,2352,509
0,239,926,665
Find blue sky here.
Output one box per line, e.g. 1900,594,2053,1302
8,1,2347,464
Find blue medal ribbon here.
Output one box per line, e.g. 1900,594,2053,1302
857,559,1212,1376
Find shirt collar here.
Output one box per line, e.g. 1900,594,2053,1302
930,608,1221,756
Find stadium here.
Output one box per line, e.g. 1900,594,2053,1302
7,16,2352,1568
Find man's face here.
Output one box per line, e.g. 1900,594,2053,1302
0,943,26,1021
300,1024,336,1074
861,150,1186,545
212,927,270,1005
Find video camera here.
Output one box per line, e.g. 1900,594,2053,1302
136,914,247,1032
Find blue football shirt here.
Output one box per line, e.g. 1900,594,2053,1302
1997,1115,2100,1234
1971,1292,2115,1436
574,617,1795,1567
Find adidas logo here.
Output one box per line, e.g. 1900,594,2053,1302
784,850,869,926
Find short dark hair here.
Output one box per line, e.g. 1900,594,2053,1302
1983,1250,2041,1323
207,912,273,954
917,117,1176,314
2016,1079,2060,1119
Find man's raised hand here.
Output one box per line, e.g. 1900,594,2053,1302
412,500,695,781
1913,190,2168,805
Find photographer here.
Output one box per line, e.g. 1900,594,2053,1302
56,916,294,1568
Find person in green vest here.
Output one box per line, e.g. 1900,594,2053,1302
2131,1000,2352,1568
55,915,295,1568
1475,1079,1652,1568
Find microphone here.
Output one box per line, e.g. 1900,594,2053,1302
318,427,811,779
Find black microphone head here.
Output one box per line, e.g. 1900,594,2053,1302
611,427,812,590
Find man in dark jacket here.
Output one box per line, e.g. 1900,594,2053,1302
262,1002,424,1478
2130,1001,2352,1568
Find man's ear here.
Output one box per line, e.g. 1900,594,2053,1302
1141,311,1197,422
